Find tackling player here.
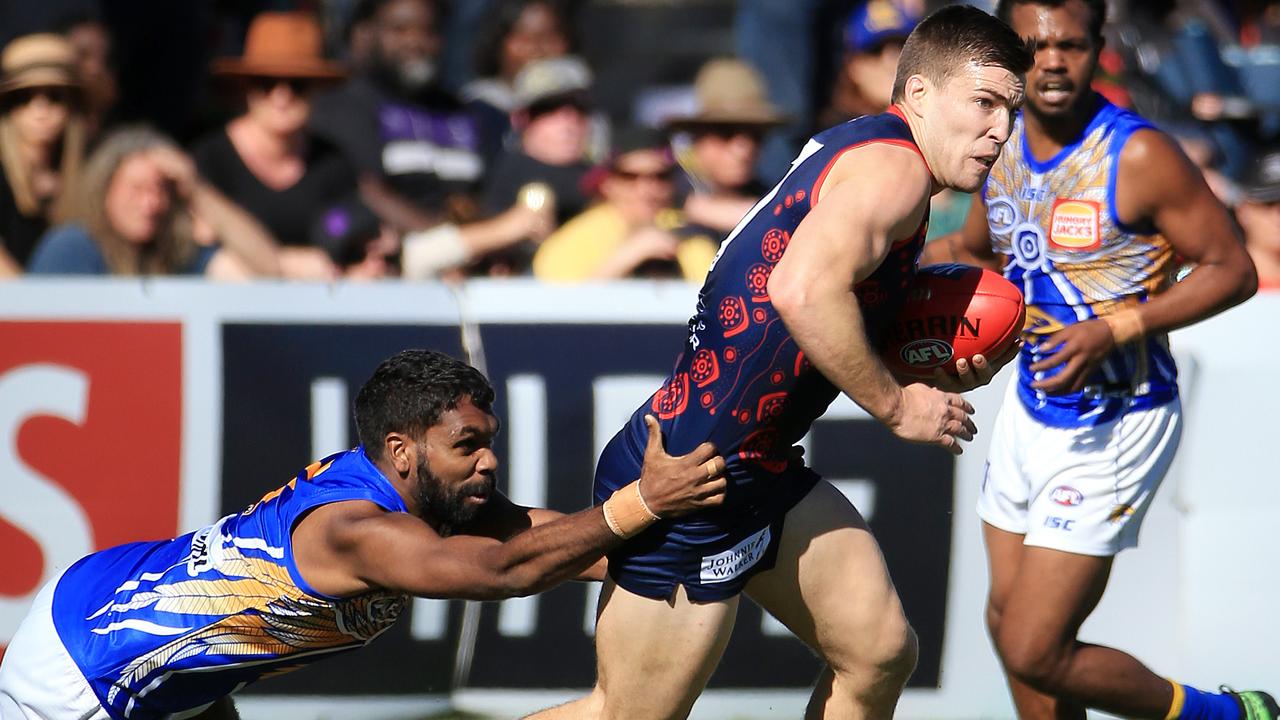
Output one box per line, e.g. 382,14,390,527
0,349,728,720
530,7,1033,719
921,1,1272,718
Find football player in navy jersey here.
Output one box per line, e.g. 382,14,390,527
530,7,1034,720
921,1,1270,718
0,350,728,720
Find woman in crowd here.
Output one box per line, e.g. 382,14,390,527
194,11,354,279
27,126,281,278
0,34,86,277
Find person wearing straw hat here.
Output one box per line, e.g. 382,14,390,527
665,58,788,237
194,11,356,279
0,33,86,277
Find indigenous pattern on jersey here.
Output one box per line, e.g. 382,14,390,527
984,97,1178,428
596,108,930,600
50,449,407,720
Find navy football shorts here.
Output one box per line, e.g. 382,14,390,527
593,428,819,602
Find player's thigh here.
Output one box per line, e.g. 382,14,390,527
743,479,911,671
994,545,1113,663
595,578,739,717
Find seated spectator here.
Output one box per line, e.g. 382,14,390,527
311,0,550,279
478,55,594,275
533,126,714,282
194,12,354,279
815,0,918,130
0,34,86,277
55,11,118,142
28,126,281,278
666,58,785,237
462,0,574,150
1237,146,1280,290
311,197,401,280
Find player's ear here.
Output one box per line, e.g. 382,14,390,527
385,432,413,475
901,73,930,115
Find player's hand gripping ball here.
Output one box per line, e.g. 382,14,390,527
881,264,1026,380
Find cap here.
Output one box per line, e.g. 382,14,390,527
513,56,592,110
845,0,920,53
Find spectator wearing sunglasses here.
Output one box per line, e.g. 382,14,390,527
665,58,787,238
476,56,595,275
193,12,356,279
0,34,86,278
533,126,714,282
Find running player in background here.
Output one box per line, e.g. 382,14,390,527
0,349,728,720
530,7,1033,719
921,1,1272,718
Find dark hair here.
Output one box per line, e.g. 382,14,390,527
891,5,1035,103
472,0,574,79
996,0,1107,43
355,349,495,460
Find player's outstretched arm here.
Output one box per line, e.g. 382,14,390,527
768,144,977,454
919,192,1004,270
1029,129,1258,394
312,417,726,600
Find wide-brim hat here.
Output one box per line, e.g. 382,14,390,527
212,12,345,80
0,34,79,95
514,56,593,111
665,58,789,130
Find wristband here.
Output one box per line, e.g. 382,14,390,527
402,224,469,279
1102,308,1145,345
602,480,661,539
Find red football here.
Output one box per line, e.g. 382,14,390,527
880,264,1026,380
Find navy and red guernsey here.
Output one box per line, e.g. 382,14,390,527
595,107,932,601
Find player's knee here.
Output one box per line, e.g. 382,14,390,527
993,626,1067,691
845,611,918,683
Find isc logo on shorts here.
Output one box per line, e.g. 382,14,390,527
700,527,771,584
1049,199,1101,252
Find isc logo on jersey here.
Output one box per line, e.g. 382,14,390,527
1049,199,1101,252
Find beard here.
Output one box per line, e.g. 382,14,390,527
412,455,492,537
371,49,437,97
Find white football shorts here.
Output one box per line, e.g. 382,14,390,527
977,380,1183,556
0,571,109,720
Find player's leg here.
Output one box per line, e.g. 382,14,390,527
526,579,739,720
983,523,1086,720
744,480,918,719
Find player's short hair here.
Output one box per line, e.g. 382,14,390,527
891,5,1035,103
355,349,495,460
995,0,1107,43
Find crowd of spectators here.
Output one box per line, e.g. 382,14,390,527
0,0,1276,288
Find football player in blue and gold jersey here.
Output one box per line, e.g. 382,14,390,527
922,1,1271,718
0,349,729,720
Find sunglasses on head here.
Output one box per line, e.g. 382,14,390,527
527,94,591,119
7,86,73,107
246,76,315,95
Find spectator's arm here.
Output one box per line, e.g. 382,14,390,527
401,202,551,279
357,173,441,231
0,245,20,278
189,181,282,278
26,225,110,275
682,191,756,233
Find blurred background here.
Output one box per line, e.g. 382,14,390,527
0,0,1278,718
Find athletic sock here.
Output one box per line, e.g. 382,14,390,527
1169,680,1243,720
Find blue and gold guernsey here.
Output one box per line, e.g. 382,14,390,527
596,107,930,600
49,448,407,720
984,97,1179,428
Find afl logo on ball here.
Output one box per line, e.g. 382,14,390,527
1050,485,1084,506
900,339,953,368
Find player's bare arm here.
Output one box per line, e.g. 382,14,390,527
1031,128,1258,394
920,193,1005,270
768,143,977,454
298,415,726,599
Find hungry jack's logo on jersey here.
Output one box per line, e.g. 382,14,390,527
1049,199,1101,251
0,321,182,652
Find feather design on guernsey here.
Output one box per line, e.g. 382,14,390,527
983,98,1179,427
